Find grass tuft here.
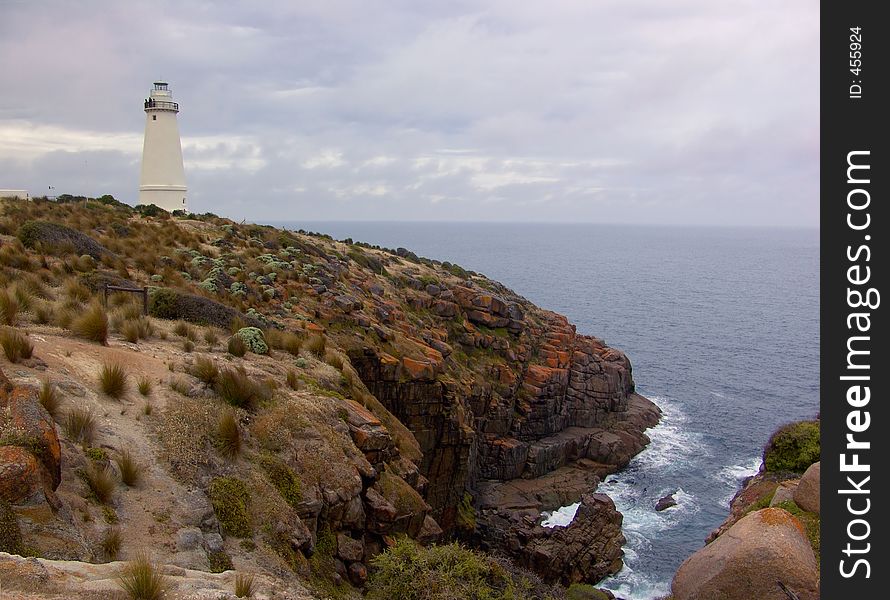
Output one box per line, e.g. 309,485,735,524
137,375,153,396
215,410,241,459
71,303,109,344
1,328,34,363
235,572,256,598
116,449,142,487
304,334,326,358
99,362,128,398
117,552,167,600
191,355,219,386
63,406,97,445
39,379,62,418
101,526,122,561
81,462,116,504
0,289,19,326
227,335,247,357
215,368,260,409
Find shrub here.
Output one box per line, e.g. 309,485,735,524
567,584,612,600
101,526,122,561
148,287,263,330
116,449,142,487
215,368,260,409
191,356,219,386
234,572,256,598
215,410,241,459
258,454,302,508
208,549,234,573
208,477,252,537
63,406,97,445
227,335,247,357
81,463,116,504
0,499,24,555
234,327,268,355
0,289,19,325
1,328,33,363
99,362,128,398
39,379,62,418
117,552,167,600
304,334,326,358
138,376,152,396
72,303,109,344
764,420,820,473
367,537,531,600
17,220,111,259
182,339,195,353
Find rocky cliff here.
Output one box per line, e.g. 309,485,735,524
0,196,658,597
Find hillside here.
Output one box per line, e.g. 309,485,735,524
0,196,659,599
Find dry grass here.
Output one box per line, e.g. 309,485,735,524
182,339,195,353
117,552,167,600
32,300,55,324
71,303,109,344
101,526,122,561
215,368,258,408
286,369,299,390
215,410,241,460
304,334,326,358
0,289,19,325
204,328,220,347
227,335,247,357
99,362,128,398
121,317,153,343
64,279,92,304
234,572,256,598
191,355,219,386
1,328,33,363
81,462,116,504
39,379,62,418
116,449,142,487
137,375,153,396
63,406,97,445
169,376,191,396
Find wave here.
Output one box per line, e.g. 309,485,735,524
713,456,762,507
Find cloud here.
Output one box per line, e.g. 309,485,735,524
0,0,818,226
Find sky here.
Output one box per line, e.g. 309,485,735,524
0,0,819,226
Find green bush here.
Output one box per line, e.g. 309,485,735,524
149,287,263,330
368,537,533,600
208,549,234,573
209,477,252,538
764,420,820,473
567,584,611,600
17,220,111,259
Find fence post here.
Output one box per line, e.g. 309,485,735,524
143,287,149,316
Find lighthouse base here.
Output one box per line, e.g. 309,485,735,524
138,185,188,213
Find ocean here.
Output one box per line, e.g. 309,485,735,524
271,221,820,600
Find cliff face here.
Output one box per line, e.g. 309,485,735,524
0,197,659,594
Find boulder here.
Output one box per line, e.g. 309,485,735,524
0,446,45,504
793,462,820,514
336,533,364,562
672,508,819,600
769,481,798,507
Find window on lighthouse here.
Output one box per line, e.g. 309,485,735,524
152,115,157,121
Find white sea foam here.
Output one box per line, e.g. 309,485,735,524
540,502,580,528
714,456,762,507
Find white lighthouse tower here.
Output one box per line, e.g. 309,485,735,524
139,82,187,212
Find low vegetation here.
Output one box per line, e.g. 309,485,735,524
63,406,97,445
215,410,241,459
1,328,33,363
764,420,820,473
117,552,167,600
99,362,128,398
71,303,109,344
39,379,62,418
209,477,252,538
81,463,116,504
234,572,256,598
101,526,122,561
116,449,142,487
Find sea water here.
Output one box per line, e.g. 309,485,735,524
271,221,819,599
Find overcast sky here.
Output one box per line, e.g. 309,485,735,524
0,1,818,226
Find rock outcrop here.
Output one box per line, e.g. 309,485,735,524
672,508,819,600
793,461,820,514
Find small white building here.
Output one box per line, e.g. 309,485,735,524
0,189,30,200
139,82,188,212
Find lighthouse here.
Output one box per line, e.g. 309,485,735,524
139,82,187,212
